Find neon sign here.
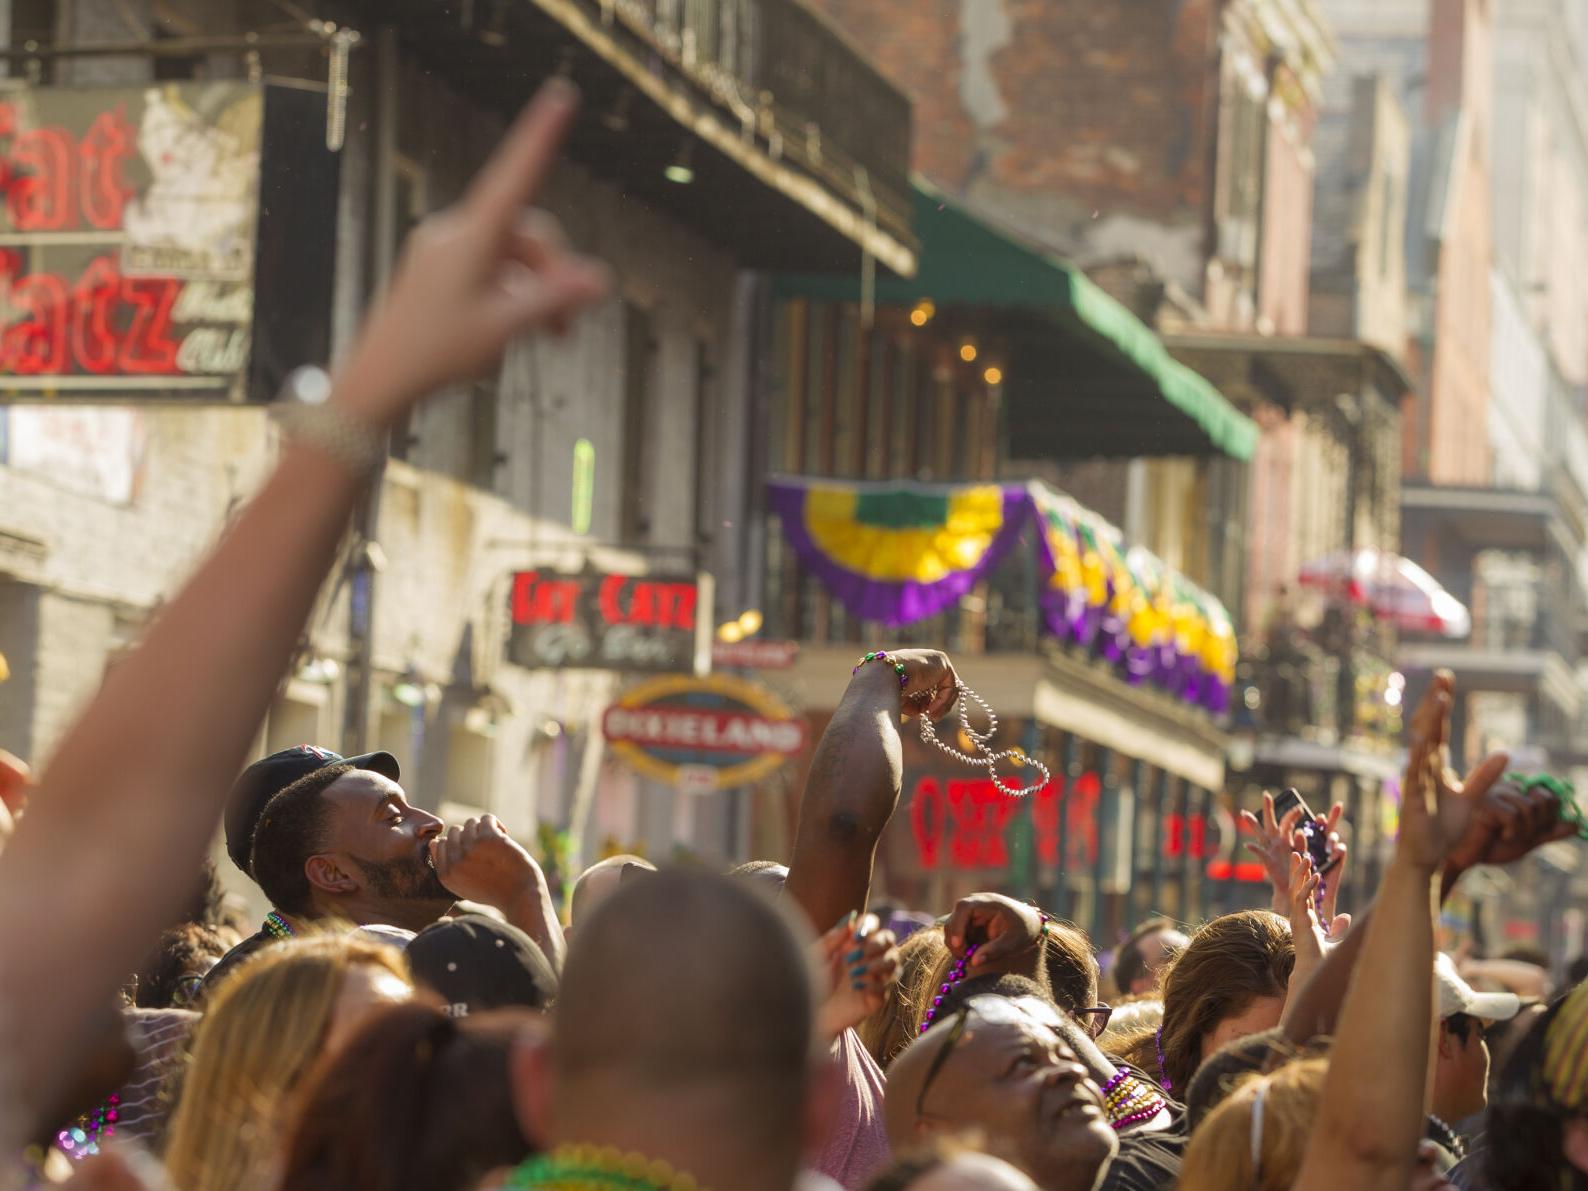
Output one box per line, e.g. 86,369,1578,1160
506,569,711,674
0,82,338,401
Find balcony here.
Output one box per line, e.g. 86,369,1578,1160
367,0,916,274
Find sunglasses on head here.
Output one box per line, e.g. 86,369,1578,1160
915,995,1069,1117
1074,1004,1113,1039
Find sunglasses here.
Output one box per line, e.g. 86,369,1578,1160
916,1005,972,1118
914,995,1068,1118
1075,1004,1113,1039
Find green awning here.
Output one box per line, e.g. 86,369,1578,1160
774,180,1258,462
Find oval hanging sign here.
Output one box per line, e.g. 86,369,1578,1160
602,674,808,792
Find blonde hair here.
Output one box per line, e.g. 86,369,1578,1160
1177,1056,1326,1191
1098,998,1162,1052
162,935,411,1191
859,928,944,1067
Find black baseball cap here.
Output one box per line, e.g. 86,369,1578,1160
224,745,400,875
408,915,557,1016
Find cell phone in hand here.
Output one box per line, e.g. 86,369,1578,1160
1271,787,1339,876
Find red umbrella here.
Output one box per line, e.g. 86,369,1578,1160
1298,549,1471,638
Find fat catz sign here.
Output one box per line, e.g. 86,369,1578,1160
507,569,712,674
0,82,338,402
603,674,808,792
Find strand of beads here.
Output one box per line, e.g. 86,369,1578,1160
919,682,1051,798
919,942,979,1034
56,1093,118,1160
507,1143,704,1190
852,650,909,689
263,910,294,940
1100,1072,1167,1130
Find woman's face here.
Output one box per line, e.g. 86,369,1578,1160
1200,995,1285,1064
325,963,412,1054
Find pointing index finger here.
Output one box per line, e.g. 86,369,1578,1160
466,79,581,230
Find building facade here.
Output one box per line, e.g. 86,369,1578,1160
0,0,913,905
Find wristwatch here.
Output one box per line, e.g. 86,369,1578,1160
273,366,385,475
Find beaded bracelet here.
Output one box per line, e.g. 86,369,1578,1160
919,942,978,1034
853,650,909,690
1506,772,1588,839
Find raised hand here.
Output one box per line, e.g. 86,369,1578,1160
1242,791,1348,920
878,648,961,721
815,913,901,1039
334,79,609,427
943,891,1043,969
1397,671,1507,872
1443,776,1576,876
1286,852,1334,997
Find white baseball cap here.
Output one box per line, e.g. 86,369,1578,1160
1436,953,1521,1022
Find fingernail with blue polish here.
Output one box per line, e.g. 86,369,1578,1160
845,949,864,963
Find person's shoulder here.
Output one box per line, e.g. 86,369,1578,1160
1100,1116,1186,1191
200,927,277,992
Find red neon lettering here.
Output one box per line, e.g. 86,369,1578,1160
1067,771,1100,869
9,126,74,231
1032,777,1064,867
667,584,697,630
628,582,657,627
910,778,945,870
510,573,581,625
511,573,540,624
3,272,68,374
70,256,121,374
117,277,181,373
599,576,627,625
78,107,134,231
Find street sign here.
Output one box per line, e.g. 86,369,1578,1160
507,569,712,675
602,674,808,792
710,638,800,669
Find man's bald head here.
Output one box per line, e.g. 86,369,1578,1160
556,866,817,1093
569,854,655,929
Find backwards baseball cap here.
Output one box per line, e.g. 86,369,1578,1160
224,745,400,876
1436,953,1522,1022
408,915,557,1017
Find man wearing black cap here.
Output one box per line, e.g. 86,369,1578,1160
206,745,564,992
222,745,402,878
408,914,558,1016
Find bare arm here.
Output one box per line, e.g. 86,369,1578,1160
1296,672,1466,1191
0,80,606,1129
785,650,957,931
1283,755,1556,1045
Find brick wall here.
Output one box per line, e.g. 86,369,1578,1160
806,0,1221,294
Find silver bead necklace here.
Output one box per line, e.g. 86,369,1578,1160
918,682,1051,797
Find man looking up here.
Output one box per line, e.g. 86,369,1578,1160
885,996,1119,1191
211,759,563,989
510,869,834,1191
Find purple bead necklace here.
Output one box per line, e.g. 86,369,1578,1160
919,942,979,1034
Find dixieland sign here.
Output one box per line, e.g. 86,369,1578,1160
602,674,807,792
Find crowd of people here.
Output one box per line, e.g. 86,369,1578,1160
3,79,1588,1191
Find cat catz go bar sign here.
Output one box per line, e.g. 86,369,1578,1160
0,82,338,402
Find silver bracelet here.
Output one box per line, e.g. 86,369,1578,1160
272,366,385,476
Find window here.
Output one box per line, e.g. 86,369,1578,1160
620,302,655,543
10,0,57,82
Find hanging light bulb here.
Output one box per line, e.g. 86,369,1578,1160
665,140,696,185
